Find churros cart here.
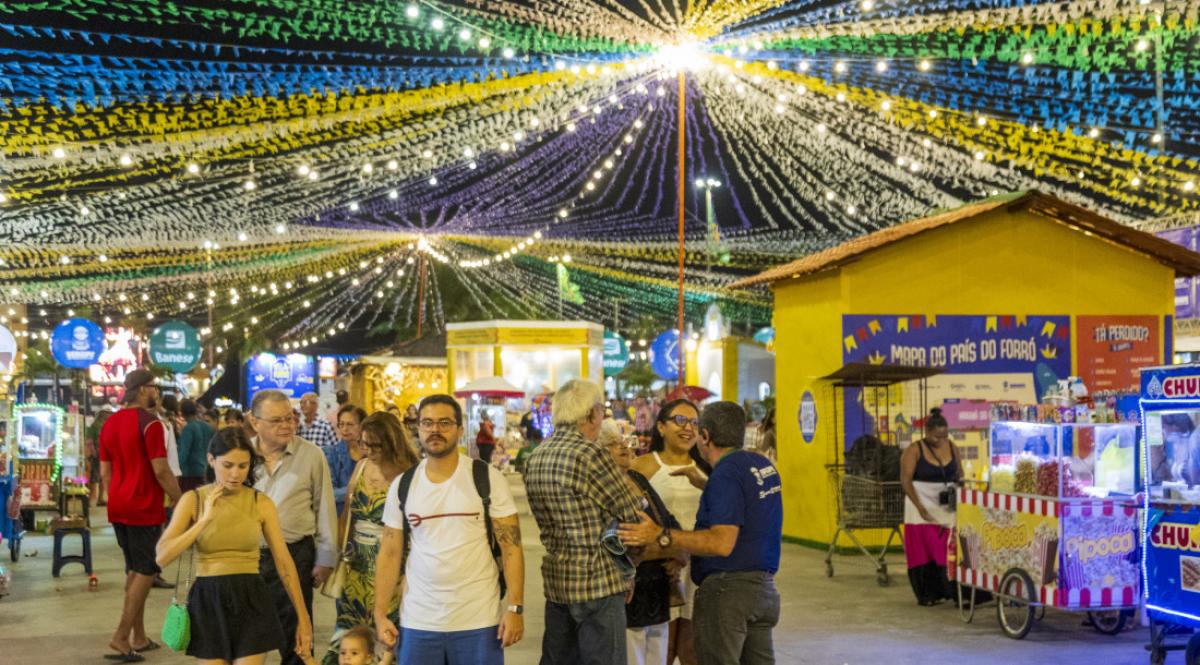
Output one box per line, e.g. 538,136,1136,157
953,420,1140,639
1139,363,1200,663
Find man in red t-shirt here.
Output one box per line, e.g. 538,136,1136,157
99,368,182,661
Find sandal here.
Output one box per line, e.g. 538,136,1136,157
103,652,146,662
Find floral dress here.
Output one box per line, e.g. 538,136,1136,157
322,470,399,664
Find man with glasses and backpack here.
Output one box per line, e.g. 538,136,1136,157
374,394,525,665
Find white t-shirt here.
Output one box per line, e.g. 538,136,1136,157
162,418,181,476
382,454,517,632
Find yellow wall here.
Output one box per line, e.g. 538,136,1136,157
722,337,740,403
773,208,1175,546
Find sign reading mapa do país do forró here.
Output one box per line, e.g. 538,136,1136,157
148,320,202,373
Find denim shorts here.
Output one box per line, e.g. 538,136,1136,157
398,625,502,665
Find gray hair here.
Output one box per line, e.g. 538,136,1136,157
596,419,623,447
251,389,292,416
700,401,747,448
552,379,603,427
300,392,318,401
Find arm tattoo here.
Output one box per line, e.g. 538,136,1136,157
494,520,522,548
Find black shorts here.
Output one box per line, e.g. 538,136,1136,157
113,523,162,576
187,574,283,660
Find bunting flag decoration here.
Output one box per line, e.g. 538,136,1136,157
0,0,1195,362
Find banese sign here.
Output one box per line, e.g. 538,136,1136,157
603,331,629,377
149,320,202,373
50,317,106,369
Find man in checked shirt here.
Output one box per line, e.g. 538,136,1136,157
526,379,642,665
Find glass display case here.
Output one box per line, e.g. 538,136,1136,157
1142,406,1200,502
14,404,66,509
988,421,1137,498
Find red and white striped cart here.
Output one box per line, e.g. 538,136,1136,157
950,421,1140,639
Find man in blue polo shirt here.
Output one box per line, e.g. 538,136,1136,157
619,401,782,665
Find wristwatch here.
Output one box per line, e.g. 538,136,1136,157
506,604,524,615
657,528,673,548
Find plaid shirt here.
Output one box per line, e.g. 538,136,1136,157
525,425,641,604
298,417,337,448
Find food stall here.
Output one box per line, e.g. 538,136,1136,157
446,320,603,396
953,420,1139,639
455,376,525,459
349,334,448,414
1139,363,1200,663
12,402,83,530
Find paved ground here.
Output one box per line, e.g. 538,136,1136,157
0,477,1158,664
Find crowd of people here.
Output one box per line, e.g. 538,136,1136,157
95,369,784,665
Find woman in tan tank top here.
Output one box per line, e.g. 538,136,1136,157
156,427,313,664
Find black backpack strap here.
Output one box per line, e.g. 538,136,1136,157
471,459,507,598
396,466,418,574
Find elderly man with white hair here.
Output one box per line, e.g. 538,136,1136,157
525,380,643,665
297,391,337,448
249,389,338,665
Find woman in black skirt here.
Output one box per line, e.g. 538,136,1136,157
156,427,312,664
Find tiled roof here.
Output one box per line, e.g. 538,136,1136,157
730,191,1200,288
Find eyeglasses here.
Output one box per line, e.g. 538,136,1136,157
258,416,295,428
419,418,459,430
668,414,699,429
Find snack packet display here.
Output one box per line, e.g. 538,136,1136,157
1014,455,1038,494
990,465,1015,493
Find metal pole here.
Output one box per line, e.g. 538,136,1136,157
206,248,214,366
417,253,427,338
1153,5,1166,211
676,70,687,385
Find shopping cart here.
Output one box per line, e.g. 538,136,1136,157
824,472,904,585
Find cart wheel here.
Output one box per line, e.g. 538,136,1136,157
9,536,18,562
876,564,889,586
1149,620,1169,665
996,568,1036,640
957,582,977,624
1087,610,1127,636
1186,633,1200,665
824,561,833,578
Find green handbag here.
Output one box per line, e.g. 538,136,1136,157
161,596,191,652
162,491,198,652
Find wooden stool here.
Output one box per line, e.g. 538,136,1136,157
52,526,92,577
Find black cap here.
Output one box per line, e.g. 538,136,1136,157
121,368,156,403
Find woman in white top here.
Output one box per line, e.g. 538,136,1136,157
631,398,705,665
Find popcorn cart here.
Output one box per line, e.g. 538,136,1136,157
1139,364,1200,663
13,403,72,526
953,421,1140,639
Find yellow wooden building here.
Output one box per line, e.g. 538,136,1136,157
731,191,1200,547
